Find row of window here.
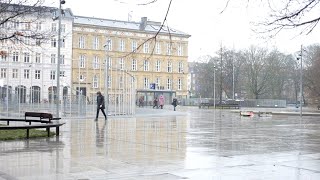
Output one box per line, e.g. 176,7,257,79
78,36,185,56
0,68,65,80
86,74,183,90
0,52,65,64
78,55,184,73
0,20,68,34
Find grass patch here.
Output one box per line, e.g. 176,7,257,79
0,124,56,140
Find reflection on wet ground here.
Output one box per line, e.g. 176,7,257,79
0,106,320,179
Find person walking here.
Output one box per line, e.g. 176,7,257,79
95,91,107,121
172,98,178,111
153,97,158,109
158,95,165,109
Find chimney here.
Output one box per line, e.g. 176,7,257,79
139,17,147,31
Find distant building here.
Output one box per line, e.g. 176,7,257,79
72,16,191,104
0,6,73,103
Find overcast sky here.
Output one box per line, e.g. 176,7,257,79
50,0,320,61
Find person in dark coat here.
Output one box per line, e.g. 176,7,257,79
153,97,158,109
95,91,107,121
172,98,178,111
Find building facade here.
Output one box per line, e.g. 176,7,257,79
0,7,73,104
72,16,190,105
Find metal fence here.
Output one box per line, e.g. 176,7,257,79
180,98,287,108
0,92,136,118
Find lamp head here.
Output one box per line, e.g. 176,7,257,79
60,0,66,4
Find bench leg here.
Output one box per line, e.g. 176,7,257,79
47,128,50,137
56,127,60,136
26,129,29,139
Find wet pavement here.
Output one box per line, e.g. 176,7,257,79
0,106,320,180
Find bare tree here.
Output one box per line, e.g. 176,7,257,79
0,0,53,46
222,0,320,36
242,46,270,99
304,45,320,101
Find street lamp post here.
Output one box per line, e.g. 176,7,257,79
213,65,216,109
56,0,65,118
104,40,111,119
299,45,303,117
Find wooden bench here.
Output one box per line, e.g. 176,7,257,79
0,122,65,139
0,112,65,139
25,112,61,124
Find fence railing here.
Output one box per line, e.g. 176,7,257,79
180,98,287,108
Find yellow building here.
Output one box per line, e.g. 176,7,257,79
72,16,190,104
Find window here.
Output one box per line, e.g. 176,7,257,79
79,74,85,81
178,61,183,73
60,38,65,48
51,23,57,32
119,58,124,70
35,70,41,79
36,22,41,31
35,53,41,63
93,56,99,69
93,75,98,88
167,78,172,90
24,22,30,30
166,43,171,55
143,42,149,53
79,36,85,49
131,41,137,52
178,44,183,56
79,55,86,68
106,38,112,51
107,56,112,69
24,37,30,45
60,71,65,77
59,55,64,64
107,76,111,88
119,76,123,89
60,24,65,33
24,69,30,79
51,38,57,47
0,68,6,78
156,77,160,90
156,60,161,72
0,54,6,61
51,54,56,64
143,60,149,71
12,69,18,78
0,34,7,44
50,70,56,80
167,61,172,72
93,36,99,50
12,52,19,62
36,39,41,46
24,52,30,63
144,77,149,89
178,78,182,90
156,42,161,54
13,20,19,29
132,59,137,71
119,39,125,52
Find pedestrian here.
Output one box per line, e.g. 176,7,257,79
139,96,144,107
95,91,107,121
172,97,178,111
153,97,158,109
158,95,165,109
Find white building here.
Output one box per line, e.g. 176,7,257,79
0,6,73,103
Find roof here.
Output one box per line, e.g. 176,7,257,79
73,16,190,38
